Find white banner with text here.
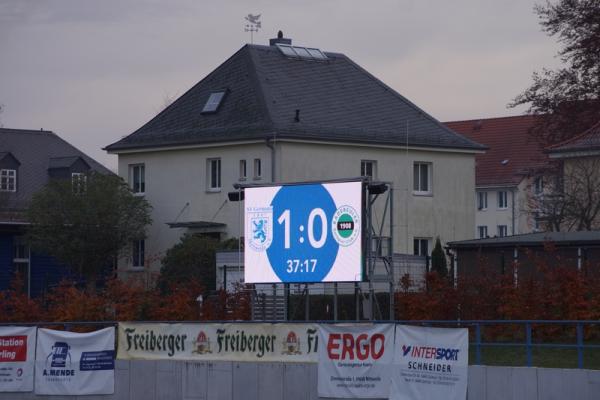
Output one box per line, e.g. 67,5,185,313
35,327,115,395
0,326,36,392
117,322,320,362
390,325,468,400
318,324,394,398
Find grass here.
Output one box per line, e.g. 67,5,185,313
469,344,600,370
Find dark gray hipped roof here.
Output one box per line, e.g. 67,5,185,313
0,128,112,215
105,44,484,152
448,231,600,248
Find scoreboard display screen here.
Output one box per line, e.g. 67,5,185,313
244,181,363,283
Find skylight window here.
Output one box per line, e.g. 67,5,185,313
293,47,311,58
202,91,226,113
276,44,328,61
306,48,327,60
278,45,298,58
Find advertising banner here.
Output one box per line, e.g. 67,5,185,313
118,322,320,362
35,327,115,395
390,325,469,400
0,326,36,392
244,181,363,283
318,324,394,398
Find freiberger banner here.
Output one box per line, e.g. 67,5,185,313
317,324,394,398
390,325,469,400
35,327,115,395
0,326,36,392
118,322,320,362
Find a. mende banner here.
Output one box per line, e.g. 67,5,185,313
35,327,115,396
0,326,36,392
318,324,394,399
390,325,468,400
118,322,320,362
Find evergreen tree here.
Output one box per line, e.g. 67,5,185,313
430,237,448,277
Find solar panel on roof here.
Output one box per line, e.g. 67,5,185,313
277,44,298,57
306,48,327,60
293,47,311,58
276,44,328,61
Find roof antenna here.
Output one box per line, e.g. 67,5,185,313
244,14,261,44
295,109,300,122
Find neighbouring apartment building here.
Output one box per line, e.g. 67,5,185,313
105,34,485,276
0,128,112,296
445,116,549,238
547,120,600,231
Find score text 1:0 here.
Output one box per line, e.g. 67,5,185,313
286,259,317,273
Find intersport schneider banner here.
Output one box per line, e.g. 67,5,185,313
118,322,320,362
390,325,469,400
35,327,115,396
0,326,36,392
318,324,395,399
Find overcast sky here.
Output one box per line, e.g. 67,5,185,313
0,0,561,170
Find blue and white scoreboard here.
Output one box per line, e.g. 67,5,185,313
244,181,363,283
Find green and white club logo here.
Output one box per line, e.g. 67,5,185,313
331,205,360,246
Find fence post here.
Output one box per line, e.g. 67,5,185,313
577,323,584,369
525,322,532,367
475,324,482,365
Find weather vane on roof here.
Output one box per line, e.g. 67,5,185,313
244,14,261,44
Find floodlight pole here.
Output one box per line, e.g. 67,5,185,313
389,187,394,321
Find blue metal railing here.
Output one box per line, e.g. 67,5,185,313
2,319,598,369
394,320,600,369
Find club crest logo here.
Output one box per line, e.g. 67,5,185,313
331,205,360,246
247,207,273,252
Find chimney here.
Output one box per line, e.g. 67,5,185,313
270,30,292,46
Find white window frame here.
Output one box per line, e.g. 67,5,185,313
477,226,488,239
207,158,221,191
497,225,508,237
253,158,262,180
71,172,87,194
477,191,488,210
361,160,377,179
413,162,432,195
132,239,145,268
129,164,145,195
497,191,508,209
413,237,431,257
239,160,247,181
0,169,16,192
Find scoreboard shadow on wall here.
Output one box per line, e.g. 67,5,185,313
243,180,366,284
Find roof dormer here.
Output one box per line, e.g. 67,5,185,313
48,156,91,179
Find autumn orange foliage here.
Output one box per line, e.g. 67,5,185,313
0,275,251,323
395,254,600,340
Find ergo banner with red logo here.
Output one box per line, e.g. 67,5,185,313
0,326,36,392
318,324,395,398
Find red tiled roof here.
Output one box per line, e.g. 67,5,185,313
547,120,600,154
444,115,548,187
